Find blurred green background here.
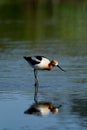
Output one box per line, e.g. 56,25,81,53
0,0,87,41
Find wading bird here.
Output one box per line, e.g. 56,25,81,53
24,56,65,102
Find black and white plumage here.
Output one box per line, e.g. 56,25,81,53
24,56,65,103
24,56,51,70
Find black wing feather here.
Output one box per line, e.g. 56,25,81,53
24,56,41,65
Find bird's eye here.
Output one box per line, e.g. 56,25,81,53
52,64,55,67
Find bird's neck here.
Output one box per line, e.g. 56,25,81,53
48,63,54,70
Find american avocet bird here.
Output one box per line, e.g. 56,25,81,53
24,56,65,102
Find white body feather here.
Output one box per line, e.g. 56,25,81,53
34,57,50,70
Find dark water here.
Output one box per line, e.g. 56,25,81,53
0,1,87,130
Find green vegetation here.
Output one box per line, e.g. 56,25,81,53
0,0,87,40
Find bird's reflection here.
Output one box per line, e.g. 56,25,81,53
24,84,62,116
24,101,62,116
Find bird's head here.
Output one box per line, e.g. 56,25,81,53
50,60,65,72
50,60,58,67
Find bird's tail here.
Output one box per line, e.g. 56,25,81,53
24,56,27,60
23,56,31,62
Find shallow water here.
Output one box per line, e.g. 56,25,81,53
0,40,87,130
0,1,87,130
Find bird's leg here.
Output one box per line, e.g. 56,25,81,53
34,69,39,103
